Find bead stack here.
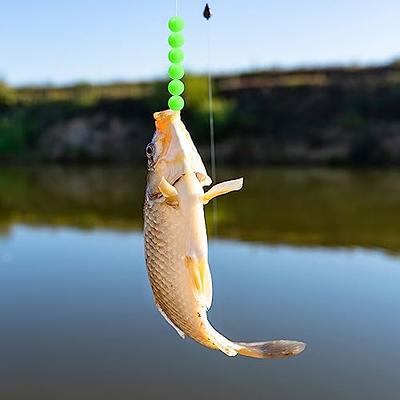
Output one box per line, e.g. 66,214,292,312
167,16,185,111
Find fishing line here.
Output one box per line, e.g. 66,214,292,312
203,3,218,236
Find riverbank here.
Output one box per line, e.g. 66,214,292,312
1,62,400,165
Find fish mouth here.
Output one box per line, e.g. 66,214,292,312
152,109,212,188
153,109,180,131
153,109,179,120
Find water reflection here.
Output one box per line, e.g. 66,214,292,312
1,167,400,399
1,166,400,251
1,225,400,399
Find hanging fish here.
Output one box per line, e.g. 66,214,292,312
144,110,306,358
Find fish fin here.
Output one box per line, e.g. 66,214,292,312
202,178,243,204
185,256,213,310
158,176,178,204
236,340,306,359
156,303,186,339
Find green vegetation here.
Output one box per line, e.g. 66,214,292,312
1,63,400,164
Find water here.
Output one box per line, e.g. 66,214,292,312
1,166,400,399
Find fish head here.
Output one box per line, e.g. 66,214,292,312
146,110,211,197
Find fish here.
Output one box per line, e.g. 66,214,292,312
144,109,306,358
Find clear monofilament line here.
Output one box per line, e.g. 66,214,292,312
207,19,218,236
175,0,178,16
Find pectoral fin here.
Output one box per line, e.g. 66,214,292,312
185,256,213,310
202,178,244,204
158,176,178,204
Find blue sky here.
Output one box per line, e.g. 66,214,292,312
1,0,400,85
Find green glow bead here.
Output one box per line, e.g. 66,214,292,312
168,32,184,48
168,16,185,32
168,79,185,96
168,48,184,63
168,95,185,111
168,64,185,79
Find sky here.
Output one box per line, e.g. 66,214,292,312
1,0,400,86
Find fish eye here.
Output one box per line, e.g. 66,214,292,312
146,143,154,158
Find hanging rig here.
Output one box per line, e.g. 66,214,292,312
202,3,217,235
167,14,185,111
165,2,218,234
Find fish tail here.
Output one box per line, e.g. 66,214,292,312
235,340,306,359
205,320,305,358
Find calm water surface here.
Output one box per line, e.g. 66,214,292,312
1,167,400,399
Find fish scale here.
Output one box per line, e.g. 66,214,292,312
143,109,306,358
144,198,217,347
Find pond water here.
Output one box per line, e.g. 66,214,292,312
1,167,400,399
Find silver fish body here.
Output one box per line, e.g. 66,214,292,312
144,172,230,352
144,110,306,358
